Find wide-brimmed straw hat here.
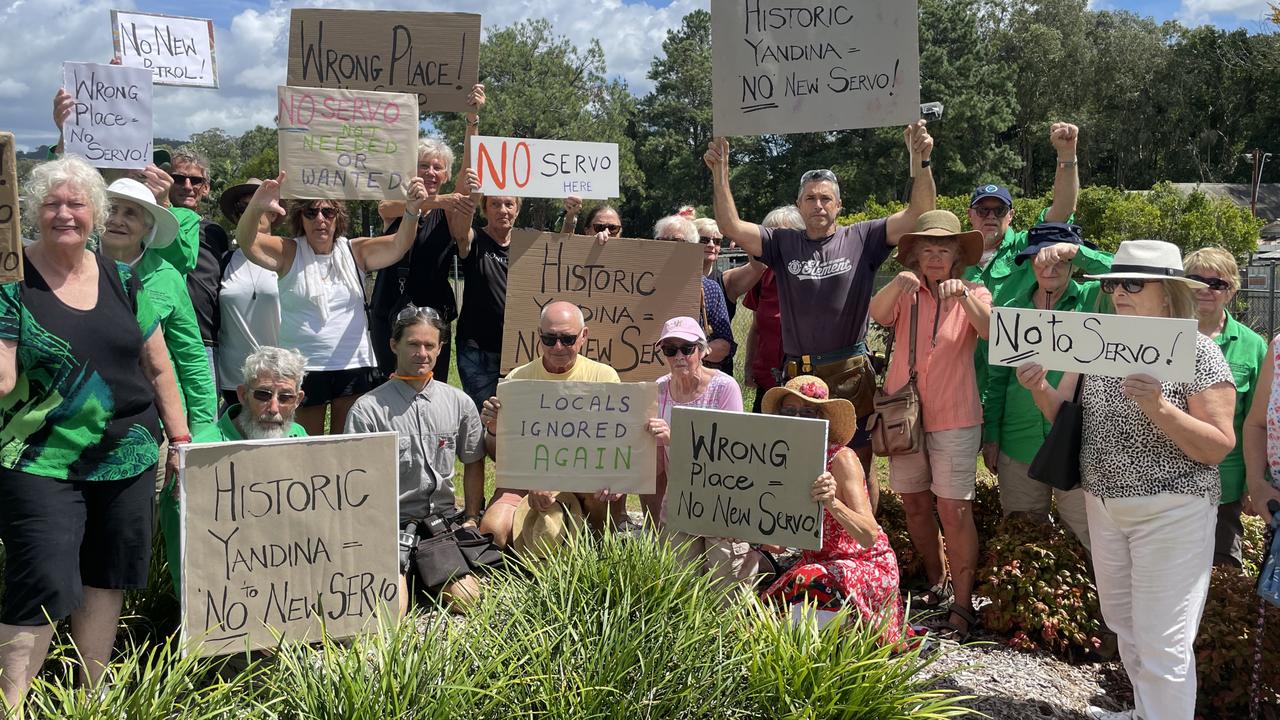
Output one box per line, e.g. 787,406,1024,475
897,210,984,268
510,492,586,559
219,178,264,222
1082,239,1207,288
760,376,856,446
105,178,178,250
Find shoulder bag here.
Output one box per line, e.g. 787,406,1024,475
865,300,923,456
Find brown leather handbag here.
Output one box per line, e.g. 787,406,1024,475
865,301,923,456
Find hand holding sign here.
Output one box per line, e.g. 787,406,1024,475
53,89,74,132
466,83,486,120
811,472,837,506
905,120,933,161
703,137,730,179
1120,373,1165,414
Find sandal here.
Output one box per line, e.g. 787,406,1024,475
936,604,977,642
912,578,953,610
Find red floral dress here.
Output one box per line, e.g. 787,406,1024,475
762,445,904,644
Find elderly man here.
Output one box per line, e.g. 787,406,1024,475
479,301,623,546
159,346,308,593
705,123,935,472
345,306,486,614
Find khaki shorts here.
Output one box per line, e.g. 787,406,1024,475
888,425,981,500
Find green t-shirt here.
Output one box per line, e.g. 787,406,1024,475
191,404,309,443
1213,311,1268,503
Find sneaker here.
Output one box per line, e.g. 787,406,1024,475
1085,706,1133,719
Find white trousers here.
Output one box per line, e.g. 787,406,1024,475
1085,491,1215,720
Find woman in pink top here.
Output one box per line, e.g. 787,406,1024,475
868,210,991,640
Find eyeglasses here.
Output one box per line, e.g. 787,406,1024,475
592,223,622,235
172,174,206,187
655,236,685,243
972,205,1011,219
1100,279,1155,294
698,235,720,245
800,169,838,185
250,388,299,405
302,206,338,220
394,304,444,323
659,343,698,357
778,406,822,418
540,332,580,347
1185,275,1232,291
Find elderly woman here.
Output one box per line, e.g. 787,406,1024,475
982,223,1111,550
644,317,758,584
760,376,903,643
1018,240,1235,720
1182,247,1267,568
99,178,216,434
867,209,991,641
235,174,422,435
654,214,735,369
561,198,623,241
0,156,190,709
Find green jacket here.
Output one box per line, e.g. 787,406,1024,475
134,251,216,433
1214,311,1268,503
153,206,201,276
192,404,309,443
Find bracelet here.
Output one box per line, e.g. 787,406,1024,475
466,116,479,127
1057,158,1078,167
168,434,192,444
404,208,421,220
920,159,931,168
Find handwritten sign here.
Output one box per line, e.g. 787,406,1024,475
666,407,826,550
287,9,480,113
0,133,21,282
62,62,153,169
179,434,399,656
710,0,921,136
276,85,418,201
501,231,703,382
469,136,619,199
111,10,218,88
989,306,1198,383
496,380,659,494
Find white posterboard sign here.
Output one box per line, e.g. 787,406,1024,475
179,433,399,657
495,380,659,494
988,306,1198,383
111,10,218,88
710,0,921,136
665,407,827,551
469,136,620,199
62,62,153,169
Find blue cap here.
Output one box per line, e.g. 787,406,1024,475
969,184,1013,207
1014,223,1095,265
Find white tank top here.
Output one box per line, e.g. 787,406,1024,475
277,236,375,372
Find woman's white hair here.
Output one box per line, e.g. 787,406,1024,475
693,217,720,236
24,155,109,235
417,137,456,173
654,214,698,244
762,205,804,230
241,346,308,388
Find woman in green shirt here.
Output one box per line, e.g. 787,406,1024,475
1183,247,1267,568
100,179,217,435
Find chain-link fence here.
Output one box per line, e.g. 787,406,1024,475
1236,263,1280,341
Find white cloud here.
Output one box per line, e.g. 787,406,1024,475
1178,0,1272,24
0,0,707,151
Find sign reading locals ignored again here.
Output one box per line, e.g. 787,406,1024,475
988,306,1198,383
469,136,620,199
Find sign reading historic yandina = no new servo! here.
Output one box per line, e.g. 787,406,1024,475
469,136,620,199
495,380,659,494
179,433,399,657
276,85,418,200
666,407,827,550
500,230,704,382
710,0,921,136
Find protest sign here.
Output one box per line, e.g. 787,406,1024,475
111,10,218,88
988,306,1198,383
179,433,399,657
287,9,480,113
501,230,703,382
276,85,418,201
469,136,619,199
0,133,21,282
495,380,659,494
666,407,826,550
710,0,921,136
62,62,153,169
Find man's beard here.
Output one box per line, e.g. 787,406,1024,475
240,413,291,440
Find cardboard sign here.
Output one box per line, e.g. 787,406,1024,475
495,380,659,494
179,433,399,656
666,407,827,550
277,85,418,201
62,62,153,169
710,0,921,136
469,136,620,199
111,10,218,88
989,306,1198,383
287,9,480,113
0,133,21,282
501,230,704,382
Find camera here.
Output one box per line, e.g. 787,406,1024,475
920,102,944,122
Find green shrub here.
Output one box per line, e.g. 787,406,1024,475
1243,514,1268,577
1195,566,1280,718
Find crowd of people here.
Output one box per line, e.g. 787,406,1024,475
0,81,1275,720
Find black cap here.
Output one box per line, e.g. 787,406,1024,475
1014,223,1093,265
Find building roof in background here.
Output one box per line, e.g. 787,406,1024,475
1168,183,1280,222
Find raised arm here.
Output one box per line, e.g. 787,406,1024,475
1243,348,1280,517
705,138,763,257
451,84,485,195
449,169,480,259
885,121,936,246
354,176,428,271
235,173,294,275
1044,122,1080,224
721,258,767,303
561,196,582,234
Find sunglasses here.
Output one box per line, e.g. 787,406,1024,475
972,205,1011,219
660,343,698,357
778,406,822,418
250,388,299,404
698,235,721,245
172,174,207,187
592,223,622,235
1100,279,1156,294
394,304,443,323
1185,275,1232,291
800,168,838,184
540,332,580,347
302,206,338,220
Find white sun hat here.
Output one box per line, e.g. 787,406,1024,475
105,178,179,251
1083,239,1207,288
